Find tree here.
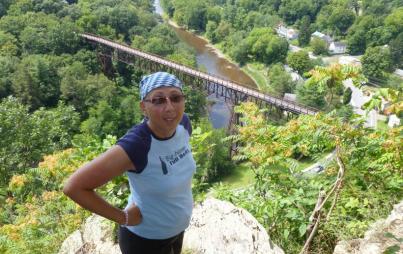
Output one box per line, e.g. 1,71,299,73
305,64,367,108
389,32,403,68
0,0,12,18
0,31,18,56
247,28,288,65
11,55,61,110
0,97,79,185
230,39,249,66
32,0,66,14
384,7,403,37
296,82,326,108
287,51,314,75
328,7,355,36
60,63,117,116
267,64,296,96
108,5,139,36
214,21,232,42
349,0,360,15
346,15,385,54
278,0,316,25
18,12,79,55
362,46,393,79
143,37,175,56
206,21,218,43
206,6,222,24
174,0,207,31
347,29,366,55
298,15,311,46
311,38,328,56
0,56,19,98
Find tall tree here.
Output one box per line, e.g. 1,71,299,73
298,15,311,46
11,55,61,110
389,32,403,68
267,64,296,96
362,46,393,80
287,51,314,75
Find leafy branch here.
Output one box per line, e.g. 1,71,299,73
300,142,346,254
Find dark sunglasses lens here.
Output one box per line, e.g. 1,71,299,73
151,97,167,105
149,95,184,105
170,95,184,103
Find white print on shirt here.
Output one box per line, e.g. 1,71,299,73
159,146,191,175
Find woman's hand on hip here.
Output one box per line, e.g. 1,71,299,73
126,203,142,226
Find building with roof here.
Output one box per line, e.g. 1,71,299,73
276,25,299,40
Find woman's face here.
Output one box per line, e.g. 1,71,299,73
140,87,185,139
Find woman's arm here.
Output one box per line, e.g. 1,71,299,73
63,145,141,226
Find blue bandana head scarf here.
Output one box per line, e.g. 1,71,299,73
139,72,183,100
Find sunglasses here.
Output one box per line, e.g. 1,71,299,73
143,94,185,106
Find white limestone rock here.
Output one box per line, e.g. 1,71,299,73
333,200,403,254
183,198,284,254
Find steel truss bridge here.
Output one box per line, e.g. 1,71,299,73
80,33,318,117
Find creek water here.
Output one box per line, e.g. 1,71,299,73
153,0,257,128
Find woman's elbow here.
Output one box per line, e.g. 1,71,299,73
63,178,78,198
63,181,73,197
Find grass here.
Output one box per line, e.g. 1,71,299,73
219,155,326,190
242,63,270,91
220,163,255,189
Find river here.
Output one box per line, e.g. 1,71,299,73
153,0,257,128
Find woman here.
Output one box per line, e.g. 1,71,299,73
63,72,196,254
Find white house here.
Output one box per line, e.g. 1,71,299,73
329,41,347,54
388,114,401,127
276,25,299,40
311,31,333,45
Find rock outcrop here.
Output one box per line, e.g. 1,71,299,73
333,200,403,254
58,215,121,254
59,198,284,254
183,198,284,254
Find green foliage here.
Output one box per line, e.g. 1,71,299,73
329,7,356,36
287,51,314,75
278,0,318,25
311,37,328,56
11,54,61,110
190,120,234,195
389,32,403,69
183,86,207,123
80,87,143,139
302,64,367,110
0,135,117,253
384,7,403,37
0,97,79,186
214,102,402,253
0,56,19,98
298,15,311,46
172,0,208,31
296,82,327,109
266,64,296,96
246,28,289,65
362,46,394,79
0,31,18,56
60,64,117,117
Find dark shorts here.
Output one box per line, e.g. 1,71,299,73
118,226,184,254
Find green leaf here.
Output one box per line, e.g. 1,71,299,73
299,224,307,237
383,244,400,254
283,229,290,239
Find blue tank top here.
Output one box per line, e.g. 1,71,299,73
117,114,196,239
